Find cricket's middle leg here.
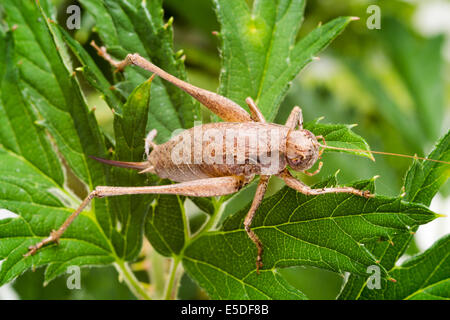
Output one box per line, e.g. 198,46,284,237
244,175,270,273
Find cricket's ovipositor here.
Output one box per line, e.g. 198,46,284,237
25,42,450,273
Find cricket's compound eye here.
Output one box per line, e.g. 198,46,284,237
286,129,320,171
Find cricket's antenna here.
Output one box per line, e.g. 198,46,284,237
318,144,450,165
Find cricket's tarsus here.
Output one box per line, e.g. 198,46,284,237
26,43,445,274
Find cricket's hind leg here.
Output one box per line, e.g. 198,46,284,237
25,176,246,257
245,97,266,123
285,106,303,129
91,41,253,123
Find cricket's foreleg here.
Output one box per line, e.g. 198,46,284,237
91,41,252,123
279,170,374,198
285,106,303,129
245,97,266,123
26,176,245,257
304,161,323,176
244,175,269,273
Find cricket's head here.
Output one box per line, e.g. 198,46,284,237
285,129,320,171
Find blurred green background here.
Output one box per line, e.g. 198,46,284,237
1,0,448,300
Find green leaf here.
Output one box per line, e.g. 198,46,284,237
404,130,450,206
79,0,197,133
0,147,114,285
190,197,216,216
183,175,437,299
0,31,63,186
164,0,219,35
109,78,153,260
145,188,187,257
2,0,109,187
305,120,374,160
57,25,124,115
182,257,307,299
214,0,354,120
0,0,125,284
2,0,116,258
357,235,449,300
339,131,449,300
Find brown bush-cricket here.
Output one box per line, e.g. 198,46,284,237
24,43,450,274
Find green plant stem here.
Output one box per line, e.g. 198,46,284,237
161,199,224,300
164,256,181,300
115,260,152,300
190,198,224,243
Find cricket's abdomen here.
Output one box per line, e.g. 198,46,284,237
148,122,289,182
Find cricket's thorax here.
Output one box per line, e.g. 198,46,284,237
148,122,291,182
